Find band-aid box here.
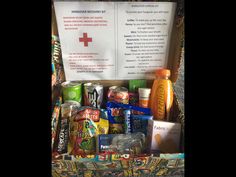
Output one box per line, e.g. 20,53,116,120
147,120,181,153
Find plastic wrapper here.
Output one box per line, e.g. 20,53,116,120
106,101,151,134
68,106,109,156
110,132,146,155
131,114,153,135
55,118,69,154
51,97,62,150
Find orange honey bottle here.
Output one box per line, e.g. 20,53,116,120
150,69,173,121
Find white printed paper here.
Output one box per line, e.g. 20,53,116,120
54,1,176,80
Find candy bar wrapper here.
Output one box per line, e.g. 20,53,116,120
58,101,79,154
55,118,69,154
51,97,62,150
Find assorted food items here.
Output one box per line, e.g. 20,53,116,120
51,68,184,176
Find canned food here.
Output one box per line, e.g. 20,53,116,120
107,86,118,101
84,83,103,109
61,81,82,106
114,87,129,104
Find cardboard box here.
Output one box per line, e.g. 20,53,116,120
51,1,185,174
147,120,181,153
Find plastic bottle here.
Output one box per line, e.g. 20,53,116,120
138,88,151,108
150,69,173,121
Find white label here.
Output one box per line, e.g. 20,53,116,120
54,1,176,80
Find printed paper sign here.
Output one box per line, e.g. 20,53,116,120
54,1,176,80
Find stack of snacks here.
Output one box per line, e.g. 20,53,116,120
51,79,184,176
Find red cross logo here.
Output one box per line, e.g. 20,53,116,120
79,33,92,47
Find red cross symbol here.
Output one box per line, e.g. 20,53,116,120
79,33,92,47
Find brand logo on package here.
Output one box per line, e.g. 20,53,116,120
88,89,99,108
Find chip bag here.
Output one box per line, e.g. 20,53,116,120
69,106,109,156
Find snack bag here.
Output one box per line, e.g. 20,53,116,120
106,102,125,134
131,114,153,135
106,101,152,134
69,106,109,156
95,109,109,134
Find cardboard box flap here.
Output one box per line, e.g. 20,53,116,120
167,15,184,83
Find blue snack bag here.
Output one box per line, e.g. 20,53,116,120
106,101,152,134
106,102,126,134
131,115,153,135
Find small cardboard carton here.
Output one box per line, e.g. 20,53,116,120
147,120,181,153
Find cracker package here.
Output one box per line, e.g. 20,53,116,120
147,120,181,153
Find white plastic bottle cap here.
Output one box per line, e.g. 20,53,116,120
138,88,151,98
